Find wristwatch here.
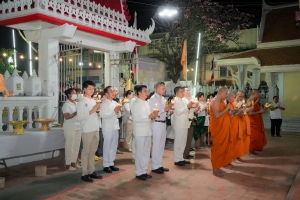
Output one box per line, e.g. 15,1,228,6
96,111,100,113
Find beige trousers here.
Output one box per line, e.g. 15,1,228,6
125,119,133,149
81,131,99,176
63,129,81,165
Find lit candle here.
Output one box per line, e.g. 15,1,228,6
153,103,159,112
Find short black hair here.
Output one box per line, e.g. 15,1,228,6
104,86,112,94
174,86,183,94
125,90,133,97
273,95,278,99
75,88,82,93
196,92,204,99
135,85,147,96
82,80,95,89
146,91,155,100
155,82,165,88
213,91,218,96
167,95,174,104
64,88,75,99
207,94,214,100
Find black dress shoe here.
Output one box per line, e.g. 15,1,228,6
103,167,112,173
183,160,191,164
109,166,120,171
174,161,185,166
81,175,94,182
151,168,164,174
277,135,281,137
143,173,152,178
136,175,146,180
89,172,102,179
184,155,194,159
159,167,169,172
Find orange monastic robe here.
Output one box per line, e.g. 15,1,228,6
248,102,267,151
230,103,251,158
210,101,233,169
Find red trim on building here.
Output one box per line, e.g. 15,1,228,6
0,14,146,46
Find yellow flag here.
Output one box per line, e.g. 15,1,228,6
181,40,187,80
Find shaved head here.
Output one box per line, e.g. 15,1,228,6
251,89,259,95
251,89,260,100
228,91,236,103
236,90,245,95
218,87,228,94
236,90,245,101
227,91,236,98
217,87,228,100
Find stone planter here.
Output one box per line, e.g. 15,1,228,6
35,165,47,177
0,177,5,188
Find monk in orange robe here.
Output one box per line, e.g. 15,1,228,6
247,89,267,157
229,91,252,164
210,87,233,177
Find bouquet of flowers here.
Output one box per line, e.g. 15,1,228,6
264,102,274,109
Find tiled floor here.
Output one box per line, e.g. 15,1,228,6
1,130,300,200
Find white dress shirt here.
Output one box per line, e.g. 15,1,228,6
131,98,152,137
62,100,80,131
197,101,206,117
77,97,100,133
149,93,166,119
122,99,131,124
270,102,284,119
182,97,195,125
174,97,190,129
100,99,121,131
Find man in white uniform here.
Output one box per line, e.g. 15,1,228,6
129,96,137,162
270,96,285,137
173,86,193,166
77,80,102,182
131,85,158,180
101,86,122,173
149,82,172,174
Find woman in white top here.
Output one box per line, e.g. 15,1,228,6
122,90,134,151
194,92,207,149
62,88,81,171
166,96,175,144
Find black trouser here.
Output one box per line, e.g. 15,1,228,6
271,119,282,136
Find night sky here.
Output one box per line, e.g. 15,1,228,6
0,0,297,74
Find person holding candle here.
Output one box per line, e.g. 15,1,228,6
77,80,102,182
149,82,173,174
166,96,175,144
101,86,122,173
122,90,134,152
247,89,267,157
182,86,197,159
62,88,81,171
209,87,233,177
193,92,207,149
270,96,285,137
131,85,159,180
173,86,193,166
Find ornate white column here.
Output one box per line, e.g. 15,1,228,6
109,51,120,89
26,106,34,129
252,68,261,89
104,52,111,86
265,72,276,102
7,107,14,131
278,73,284,101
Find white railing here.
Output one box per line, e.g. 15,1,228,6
0,97,53,131
0,0,154,44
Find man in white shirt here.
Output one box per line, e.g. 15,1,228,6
149,82,172,174
101,86,122,173
270,96,285,137
173,86,193,166
131,85,158,180
77,80,102,182
182,86,196,159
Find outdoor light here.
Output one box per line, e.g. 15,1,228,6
89,62,92,66
158,8,178,17
187,69,189,72
79,62,83,66
69,58,72,62
191,69,194,71
98,65,101,68
20,55,24,59
34,56,38,60
2,53,7,57
59,58,63,62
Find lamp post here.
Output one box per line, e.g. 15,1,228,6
158,8,178,17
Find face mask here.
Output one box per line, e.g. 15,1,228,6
71,94,77,101
77,94,83,100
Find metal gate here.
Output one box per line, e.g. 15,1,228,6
58,42,83,124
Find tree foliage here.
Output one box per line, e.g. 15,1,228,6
0,48,15,75
152,0,254,83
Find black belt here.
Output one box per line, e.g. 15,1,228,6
154,120,166,123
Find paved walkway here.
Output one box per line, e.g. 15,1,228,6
1,129,300,200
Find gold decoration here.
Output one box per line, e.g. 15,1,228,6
8,120,29,134
33,118,56,131
125,78,132,91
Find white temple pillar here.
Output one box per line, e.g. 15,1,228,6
278,73,284,101
109,51,120,89
252,68,261,89
104,52,111,87
266,72,276,102
239,65,246,91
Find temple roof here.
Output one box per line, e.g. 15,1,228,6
221,46,300,66
0,0,154,46
262,6,300,43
